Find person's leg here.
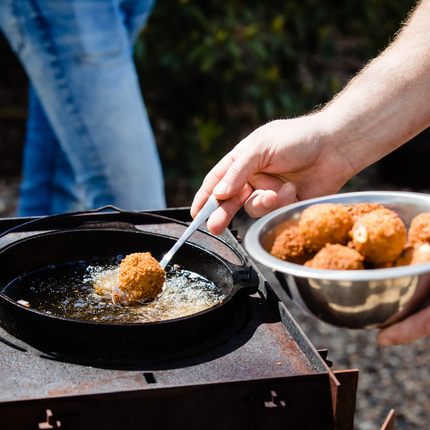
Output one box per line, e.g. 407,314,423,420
120,0,155,45
1,0,166,213
17,85,84,216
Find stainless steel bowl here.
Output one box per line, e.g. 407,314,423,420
244,191,430,329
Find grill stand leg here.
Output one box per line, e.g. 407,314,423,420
380,409,396,430
330,369,359,430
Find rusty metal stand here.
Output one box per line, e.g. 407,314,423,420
380,409,396,430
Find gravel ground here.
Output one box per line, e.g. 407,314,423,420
1,170,430,429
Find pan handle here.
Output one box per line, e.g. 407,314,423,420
228,258,260,291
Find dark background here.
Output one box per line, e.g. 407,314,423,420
1,1,430,428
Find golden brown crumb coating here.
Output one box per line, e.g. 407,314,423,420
351,208,406,265
395,242,430,266
304,244,365,270
408,212,430,245
270,226,313,264
410,243,430,265
394,243,413,267
347,203,385,222
116,252,165,303
299,203,353,252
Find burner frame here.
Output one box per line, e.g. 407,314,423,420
0,208,358,430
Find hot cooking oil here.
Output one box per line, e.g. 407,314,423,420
4,256,226,324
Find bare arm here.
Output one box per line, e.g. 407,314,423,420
192,0,430,235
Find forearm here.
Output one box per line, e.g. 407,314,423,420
319,0,430,176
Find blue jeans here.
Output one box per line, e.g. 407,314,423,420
0,0,166,215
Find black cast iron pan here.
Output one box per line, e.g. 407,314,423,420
0,207,259,364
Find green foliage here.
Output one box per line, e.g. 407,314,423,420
134,0,415,200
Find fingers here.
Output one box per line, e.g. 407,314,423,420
212,135,260,200
191,187,213,219
206,181,299,235
244,182,298,218
213,158,258,201
193,162,299,235
244,176,298,217
206,182,255,236
376,305,430,346
191,136,260,220
244,190,279,218
191,148,243,218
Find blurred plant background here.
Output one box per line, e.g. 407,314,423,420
134,0,419,203
0,0,423,207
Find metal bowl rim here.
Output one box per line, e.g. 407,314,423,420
244,190,430,282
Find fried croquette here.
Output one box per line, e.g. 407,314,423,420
395,241,430,266
347,203,385,222
408,212,430,245
270,225,313,264
351,208,406,265
410,243,430,265
269,201,430,270
114,252,166,304
304,244,365,270
394,243,413,267
299,203,353,252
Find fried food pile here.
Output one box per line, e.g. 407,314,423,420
113,252,166,305
270,202,430,270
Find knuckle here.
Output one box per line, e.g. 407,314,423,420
228,163,243,181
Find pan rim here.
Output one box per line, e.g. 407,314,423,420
0,228,247,327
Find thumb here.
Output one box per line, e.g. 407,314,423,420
376,306,430,346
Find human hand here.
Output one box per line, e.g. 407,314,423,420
191,115,355,235
377,305,430,346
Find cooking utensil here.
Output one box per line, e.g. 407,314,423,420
245,191,430,329
0,208,258,363
160,193,221,269
112,193,220,305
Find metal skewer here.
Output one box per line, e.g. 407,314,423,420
159,193,220,270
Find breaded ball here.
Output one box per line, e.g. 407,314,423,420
351,208,406,265
394,243,413,267
408,212,430,245
299,203,353,252
410,243,430,265
347,203,385,222
304,244,365,270
395,242,430,266
115,252,165,304
270,225,313,264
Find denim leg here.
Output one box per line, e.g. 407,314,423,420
120,0,155,45
17,84,84,216
0,1,81,215
1,0,166,213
